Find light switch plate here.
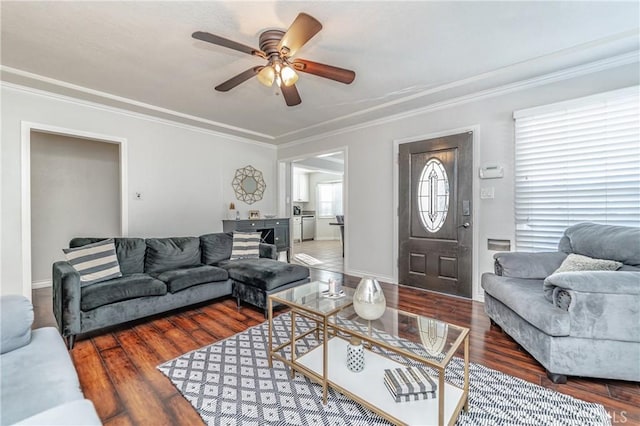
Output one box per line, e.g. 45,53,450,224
480,187,495,199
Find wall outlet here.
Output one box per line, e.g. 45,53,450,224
135,192,143,200
480,187,495,199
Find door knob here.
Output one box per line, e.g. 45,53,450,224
459,222,470,228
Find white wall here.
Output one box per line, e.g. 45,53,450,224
307,172,342,240
278,62,640,298
1,84,276,296
30,132,121,283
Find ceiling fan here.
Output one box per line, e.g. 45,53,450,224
192,13,356,107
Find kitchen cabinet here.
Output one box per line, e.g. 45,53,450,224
293,172,309,202
292,216,302,242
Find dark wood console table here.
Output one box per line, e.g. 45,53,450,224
222,218,290,262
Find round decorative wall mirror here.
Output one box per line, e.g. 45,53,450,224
232,165,266,204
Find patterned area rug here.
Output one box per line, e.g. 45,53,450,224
158,313,610,426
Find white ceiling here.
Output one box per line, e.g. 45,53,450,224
2,1,638,144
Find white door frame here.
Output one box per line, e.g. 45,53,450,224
277,146,348,270
393,125,482,300
20,121,128,299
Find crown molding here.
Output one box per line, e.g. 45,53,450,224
278,51,639,150
0,80,277,150
0,65,276,143
276,29,640,141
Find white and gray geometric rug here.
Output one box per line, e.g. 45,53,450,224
158,313,610,426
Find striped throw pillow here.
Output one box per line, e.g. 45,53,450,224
230,232,261,260
63,238,122,285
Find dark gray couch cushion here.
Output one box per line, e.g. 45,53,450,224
145,237,201,273
114,238,146,275
200,232,233,265
80,273,167,311
70,237,146,275
481,273,570,336
219,258,309,291
150,265,228,293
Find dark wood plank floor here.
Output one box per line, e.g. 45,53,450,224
33,271,639,425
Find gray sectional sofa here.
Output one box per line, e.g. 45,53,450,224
53,232,309,348
0,295,101,425
482,223,640,383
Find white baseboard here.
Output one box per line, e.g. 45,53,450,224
313,237,340,241
32,279,52,289
344,268,396,285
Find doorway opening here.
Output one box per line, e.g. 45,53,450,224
20,122,127,298
286,150,345,273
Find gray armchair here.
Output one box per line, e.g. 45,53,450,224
481,223,640,383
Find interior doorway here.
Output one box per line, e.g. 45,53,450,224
30,132,121,288
20,122,127,298
286,150,346,273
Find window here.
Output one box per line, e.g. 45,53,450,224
417,158,449,233
514,87,640,251
317,182,343,218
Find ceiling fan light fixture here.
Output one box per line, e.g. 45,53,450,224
257,66,275,87
194,12,355,106
281,65,299,86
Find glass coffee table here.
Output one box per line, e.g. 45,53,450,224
268,281,470,426
267,281,355,402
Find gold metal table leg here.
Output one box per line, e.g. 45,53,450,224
463,334,470,411
290,310,297,379
322,317,328,404
438,367,445,426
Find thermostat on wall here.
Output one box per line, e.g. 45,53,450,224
479,163,504,179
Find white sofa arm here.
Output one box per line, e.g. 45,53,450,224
0,295,34,354
15,399,101,425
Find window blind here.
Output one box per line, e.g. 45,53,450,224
514,86,640,251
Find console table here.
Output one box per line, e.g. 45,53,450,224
222,218,290,262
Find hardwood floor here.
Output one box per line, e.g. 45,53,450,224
33,271,639,425
292,239,343,273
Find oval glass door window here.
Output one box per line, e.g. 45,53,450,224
418,158,449,232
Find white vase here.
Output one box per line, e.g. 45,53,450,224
352,276,386,320
346,336,365,372
228,209,237,220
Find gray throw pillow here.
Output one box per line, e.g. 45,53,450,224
63,238,122,285
230,232,261,260
554,253,622,274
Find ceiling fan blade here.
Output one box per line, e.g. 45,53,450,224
281,84,302,106
192,31,264,58
215,66,263,92
277,13,322,56
292,59,355,84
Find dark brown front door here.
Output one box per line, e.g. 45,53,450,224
398,132,473,298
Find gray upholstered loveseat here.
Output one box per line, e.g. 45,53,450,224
482,223,640,383
53,232,309,348
1,295,101,425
